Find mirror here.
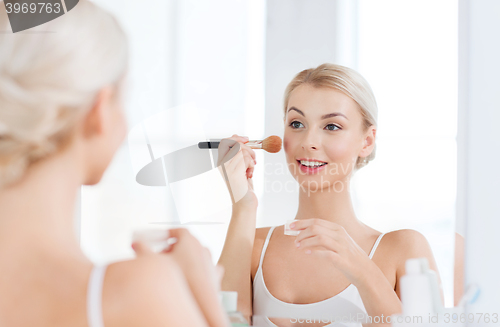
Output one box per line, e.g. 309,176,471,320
80,0,463,323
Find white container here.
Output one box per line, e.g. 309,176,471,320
220,291,249,327
400,258,434,317
420,259,444,314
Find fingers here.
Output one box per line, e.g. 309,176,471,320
163,228,198,253
295,234,338,255
217,134,256,167
221,146,256,181
230,134,249,143
294,224,340,244
240,142,256,162
290,218,341,232
163,227,184,239
166,228,193,243
218,140,241,166
131,241,155,256
294,224,323,242
242,151,255,179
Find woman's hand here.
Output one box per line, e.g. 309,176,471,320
161,228,224,292
132,228,230,327
217,134,258,211
291,218,375,286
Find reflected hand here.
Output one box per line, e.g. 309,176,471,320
131,229,223,293
160,228,222,293
291,218,375,285
217,134,258,210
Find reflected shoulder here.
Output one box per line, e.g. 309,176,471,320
383,229,432,259
385,228,429,248
384,229,438,275
385,229,442,302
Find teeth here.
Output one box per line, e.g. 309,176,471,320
300,160,326,167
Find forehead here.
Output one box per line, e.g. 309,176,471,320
287,84,361,118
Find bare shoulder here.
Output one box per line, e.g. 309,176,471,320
102,255,207,327
382,229,442,300
251,227,272,281
382,229,433,260
255,226,273,242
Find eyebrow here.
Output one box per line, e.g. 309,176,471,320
287,107,348,120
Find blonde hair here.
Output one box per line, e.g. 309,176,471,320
0,0,128,189
283,63,378,170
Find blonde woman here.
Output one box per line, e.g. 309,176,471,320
0,2,228,327
217,63,444,326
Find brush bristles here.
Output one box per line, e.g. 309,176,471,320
262,135,282,153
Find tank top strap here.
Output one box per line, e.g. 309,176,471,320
368,233,386,259
87,264,108,327
258,226,276,270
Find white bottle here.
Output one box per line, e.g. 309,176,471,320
220,291,249,327
400,258,434,317
420,258,444,314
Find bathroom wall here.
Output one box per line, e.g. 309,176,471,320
458,0,500,316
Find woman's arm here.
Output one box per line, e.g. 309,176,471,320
217,203,258,323
392,229,444,304
358,229,444,326
216,134,258,323
356,229,443,326
356,259,402,326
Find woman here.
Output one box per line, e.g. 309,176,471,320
0,2,228,327
217,63,444,326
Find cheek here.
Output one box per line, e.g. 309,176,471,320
283,135,291,153
114,107,128,144
324,139,357,164
283,131,297,161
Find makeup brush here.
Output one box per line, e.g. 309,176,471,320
198,135,282,153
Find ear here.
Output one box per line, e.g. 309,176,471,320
359,125,376,158
81,87,114,139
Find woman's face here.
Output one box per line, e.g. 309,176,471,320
283,84,373,193
83,85,128,185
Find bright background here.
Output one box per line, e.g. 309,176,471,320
80,0,458,308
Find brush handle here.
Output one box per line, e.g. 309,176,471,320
198,140,263,149
198,141,220,149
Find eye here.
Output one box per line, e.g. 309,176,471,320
325,124,341,131
289,121,304,129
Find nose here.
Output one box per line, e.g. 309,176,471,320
301,129,320,151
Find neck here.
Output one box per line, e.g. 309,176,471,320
0,146,87,262
294,176,366,235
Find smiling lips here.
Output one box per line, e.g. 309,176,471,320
296,158,328,173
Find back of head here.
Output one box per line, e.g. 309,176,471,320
283,63,378,170
0,0,128,189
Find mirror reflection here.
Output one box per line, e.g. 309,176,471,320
78,0,462,326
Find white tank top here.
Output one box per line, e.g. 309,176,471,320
252,226,386,327
87,265,108,327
